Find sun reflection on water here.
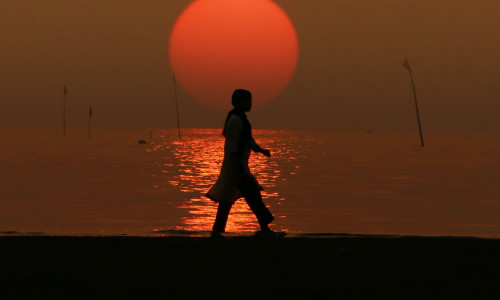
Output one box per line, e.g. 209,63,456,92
150,129,294,233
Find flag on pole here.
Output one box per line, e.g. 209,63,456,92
403,58,412,72
64,84,68,95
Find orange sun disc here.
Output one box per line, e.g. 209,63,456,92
169,0,299,110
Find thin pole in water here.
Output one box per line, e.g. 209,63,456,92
173,75,181,139
88,106,92,139
403,58,424,147
63,84,67,138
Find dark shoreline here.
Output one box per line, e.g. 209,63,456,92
2,235,500,299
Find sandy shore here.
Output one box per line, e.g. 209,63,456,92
1,235,499,299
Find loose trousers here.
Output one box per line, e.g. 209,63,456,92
212,188,274,232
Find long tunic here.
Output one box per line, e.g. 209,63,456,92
206,114,262,203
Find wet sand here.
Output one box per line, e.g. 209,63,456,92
1,235,499,299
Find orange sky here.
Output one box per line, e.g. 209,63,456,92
1,0,499,130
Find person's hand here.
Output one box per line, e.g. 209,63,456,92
261,149,271,158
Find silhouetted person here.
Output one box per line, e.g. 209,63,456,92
206,89,284,238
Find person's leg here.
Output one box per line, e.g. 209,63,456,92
243,190,274,232
212,201,233,233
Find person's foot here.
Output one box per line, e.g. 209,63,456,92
255,230,287,238
210,231,224,239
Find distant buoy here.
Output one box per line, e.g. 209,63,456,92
138,140,147,144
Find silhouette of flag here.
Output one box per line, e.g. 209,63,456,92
89,106,92,117
64,84,68,95
403,58,412,72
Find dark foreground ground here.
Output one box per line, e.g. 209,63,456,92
1,235,499,299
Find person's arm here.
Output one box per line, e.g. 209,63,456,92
250,138,271,157
226,116,244,180
230,152,242,183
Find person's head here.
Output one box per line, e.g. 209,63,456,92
231,89,252,112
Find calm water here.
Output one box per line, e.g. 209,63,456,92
1,128,500,237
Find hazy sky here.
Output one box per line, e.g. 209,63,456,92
1,0,499,130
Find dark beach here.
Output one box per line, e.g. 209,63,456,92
1,235,499,299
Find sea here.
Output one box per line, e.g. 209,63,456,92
1,128,499,238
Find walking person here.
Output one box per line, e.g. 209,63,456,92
206,89,284,238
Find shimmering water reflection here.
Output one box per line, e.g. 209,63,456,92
150,129,300,233
4,128,499,237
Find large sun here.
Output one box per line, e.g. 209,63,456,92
169,0,298,110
